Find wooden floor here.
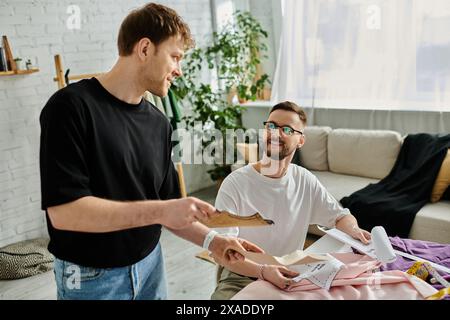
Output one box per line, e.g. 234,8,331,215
0,187,318,300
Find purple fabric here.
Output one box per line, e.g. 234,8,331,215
380,236,450,299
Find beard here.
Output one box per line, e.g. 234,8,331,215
141,66,170,97
265,139,295,160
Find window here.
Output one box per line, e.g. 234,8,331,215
272,0,450,111
211,0,235,32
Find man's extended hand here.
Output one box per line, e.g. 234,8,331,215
159,197,217,230
348,225,371,244
336,214,371,245
209,235,265,265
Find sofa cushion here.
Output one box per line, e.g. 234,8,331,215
298,126,332,171
311,170,379,201
328,129,402,179
430,149,450,203
0,238,53,280
308,170,379,237
409,201,450,244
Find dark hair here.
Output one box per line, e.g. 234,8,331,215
270,101,307,124
117,3,195,56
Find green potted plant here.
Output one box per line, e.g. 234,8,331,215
173,11,270,184
14,57,23,70
206,11,270,103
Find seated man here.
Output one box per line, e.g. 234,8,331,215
210,101,372,300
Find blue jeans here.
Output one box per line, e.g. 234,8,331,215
53,242,167,300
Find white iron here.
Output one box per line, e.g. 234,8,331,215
371,226,397,264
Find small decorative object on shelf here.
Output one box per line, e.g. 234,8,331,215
25,59,33,70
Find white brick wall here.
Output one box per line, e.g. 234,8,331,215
0,0,214,247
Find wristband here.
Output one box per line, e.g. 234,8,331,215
258,264,267,281
202,230,219,250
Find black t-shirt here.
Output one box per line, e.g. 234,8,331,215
39,78,180,268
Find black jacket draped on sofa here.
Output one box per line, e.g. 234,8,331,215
340,133,450,238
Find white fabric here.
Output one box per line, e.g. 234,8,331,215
272,0,450,112
240,104,450,137
298,126,332,171
202,230,218,250
214,164,350,256
327,129,402,179
311,107,450,135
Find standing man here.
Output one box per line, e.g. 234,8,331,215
40,3,262,300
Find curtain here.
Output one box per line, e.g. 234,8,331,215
272,0,450,112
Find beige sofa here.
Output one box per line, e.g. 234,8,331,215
301,127,450,244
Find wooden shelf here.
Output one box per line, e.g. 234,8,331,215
0,36,40,77
0,68,39,76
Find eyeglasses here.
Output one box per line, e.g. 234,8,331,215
263,121,304,136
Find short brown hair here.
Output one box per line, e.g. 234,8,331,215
117,3,195,56
270,101,307,125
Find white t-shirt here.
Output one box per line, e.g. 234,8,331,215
214,164,350,256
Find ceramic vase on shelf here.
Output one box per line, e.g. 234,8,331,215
14,59,24,70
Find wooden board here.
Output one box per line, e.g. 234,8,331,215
200,211,274,228
0,69,39,76
53,54,65,89
176,162,187,198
